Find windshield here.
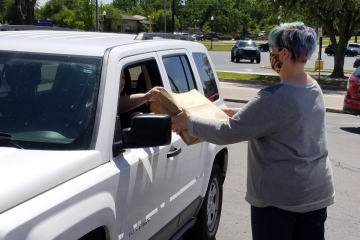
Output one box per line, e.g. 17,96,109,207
0,51,102,150
238,41,257,47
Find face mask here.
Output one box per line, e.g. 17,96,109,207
270,49,284,74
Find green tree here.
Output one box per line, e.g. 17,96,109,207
102,4,123,32
259,0,360,78
52,6,85,29
152,9,180,32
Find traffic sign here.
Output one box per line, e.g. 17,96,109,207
318,28,323,37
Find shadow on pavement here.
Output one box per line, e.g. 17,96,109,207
340,127,360,135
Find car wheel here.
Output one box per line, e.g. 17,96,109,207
256,57,261,64
183,163,223,240
236,55,240,63
251,59,255,63
231,54,234,62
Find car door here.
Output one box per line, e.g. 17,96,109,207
156,49,207,226
112,53,188,240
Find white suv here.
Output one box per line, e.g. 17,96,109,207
347,43,360,55
0,31,228,240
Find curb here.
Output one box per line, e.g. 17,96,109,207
224,98,346,114
219,78,347,91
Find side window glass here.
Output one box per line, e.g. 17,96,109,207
192,53,219,102
163,55,197,93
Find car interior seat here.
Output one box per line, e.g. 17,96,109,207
2,62,41,122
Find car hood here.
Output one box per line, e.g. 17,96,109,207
0,147,103,214
242,46,258,50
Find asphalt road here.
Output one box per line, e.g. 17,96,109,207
215,102,360,240
209,49,357,74
220,82,346,109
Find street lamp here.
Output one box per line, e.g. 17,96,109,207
148,16,154,32
210,16,214,49
103,11,106,32
193,20,199,36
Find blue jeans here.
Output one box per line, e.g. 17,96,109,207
251,206,327,240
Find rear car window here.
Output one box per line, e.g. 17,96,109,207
163,55,197,93
0,51,101,150
349,44,360,48
354,67,360,77
192,53,219,102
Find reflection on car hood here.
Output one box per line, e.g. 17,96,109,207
0,148,102,213
241,46,257,50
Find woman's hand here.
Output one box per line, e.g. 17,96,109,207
171,108,192,134
221,108,235,117
145,87,163,102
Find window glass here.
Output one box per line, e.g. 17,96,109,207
0,51,101,150
192,53,219,102
354,67,360,77
163,55,196,93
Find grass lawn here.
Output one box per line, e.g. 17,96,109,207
216,71,348,87
260,66,354,74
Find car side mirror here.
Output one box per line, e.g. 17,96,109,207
115,114,172,150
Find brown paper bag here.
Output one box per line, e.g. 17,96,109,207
150,89,229,145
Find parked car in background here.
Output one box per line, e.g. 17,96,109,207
231,40,261,63
241,32,255,39
202,32,219,40
258,42,269,52
325,45,357,57
353,58,360,68
258,31,266,37
343,67,360,116
347,43,360,55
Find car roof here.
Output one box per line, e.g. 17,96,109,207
0,31,200,57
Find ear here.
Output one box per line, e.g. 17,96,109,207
282,48,291,61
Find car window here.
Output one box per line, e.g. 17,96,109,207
163,55,197,93
244,41,257,47
0,51,101,150
192,53,219,102
349,44,360,48
354,67,360,77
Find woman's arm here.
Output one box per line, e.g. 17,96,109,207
118,87,163,114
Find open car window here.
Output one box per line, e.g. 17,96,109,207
0,51,102,150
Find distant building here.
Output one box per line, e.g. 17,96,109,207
184,27,201,34
110,15,154,33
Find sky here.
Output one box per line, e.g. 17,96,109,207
37,0,113,6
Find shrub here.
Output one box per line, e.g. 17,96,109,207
234,35,241,40
221,35,233,40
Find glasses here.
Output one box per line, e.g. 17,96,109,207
269,46,283,54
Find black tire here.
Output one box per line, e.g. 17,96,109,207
251,59,255,63
256,57,261,64
183,163,223,240
231,54,234,62
236,55,240,63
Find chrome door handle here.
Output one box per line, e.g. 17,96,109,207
167,146,181,158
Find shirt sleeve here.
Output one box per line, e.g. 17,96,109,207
187,90,283,145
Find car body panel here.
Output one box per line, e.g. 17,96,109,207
0,163,119,240
0,149,102,214
343,69,360,116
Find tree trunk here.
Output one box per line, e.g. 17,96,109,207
330,40,347,78
16,0,26,25
25,0,36,25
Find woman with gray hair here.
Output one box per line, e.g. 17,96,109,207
171,22,335,240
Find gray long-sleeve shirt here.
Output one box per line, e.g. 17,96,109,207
188,81,335,213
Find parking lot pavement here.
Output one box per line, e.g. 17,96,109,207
220,82,346,109
216,103,360,240
210,51,356,74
